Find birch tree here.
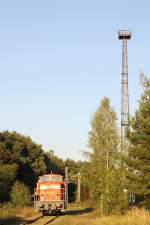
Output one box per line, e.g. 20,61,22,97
88,97,123,213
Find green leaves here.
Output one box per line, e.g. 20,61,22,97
127,74,150,208
11,181,31,206
86,97,124,214
0,131,46,202
0,164,17,202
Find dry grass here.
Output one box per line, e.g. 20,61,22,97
98,208,150,225
0,202,40,219
52,207,150,225
0,202,150,225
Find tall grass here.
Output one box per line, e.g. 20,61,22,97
68,202,150,225
0,202,40,219
99,208,150,225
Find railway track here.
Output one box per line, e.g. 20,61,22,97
22,215,58,225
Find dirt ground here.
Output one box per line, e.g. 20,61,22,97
51,207,100,225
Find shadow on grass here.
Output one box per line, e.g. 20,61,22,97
0,217,25,225
65,208,93,216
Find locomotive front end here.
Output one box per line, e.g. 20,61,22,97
34,174,67,215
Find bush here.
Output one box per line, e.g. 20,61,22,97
11,181,31,206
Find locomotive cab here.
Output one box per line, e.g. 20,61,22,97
34,173,67,215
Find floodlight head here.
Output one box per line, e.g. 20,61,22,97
118,30,132,40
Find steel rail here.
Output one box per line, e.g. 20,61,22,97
22,215,58,225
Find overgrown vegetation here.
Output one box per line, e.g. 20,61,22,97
98,209,150,225
10,181,31,207
0,202,39,219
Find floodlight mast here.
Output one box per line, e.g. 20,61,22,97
118,30,131,147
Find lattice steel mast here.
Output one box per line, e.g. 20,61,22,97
118,30,131,146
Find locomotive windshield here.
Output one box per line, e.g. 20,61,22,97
40,175,62,182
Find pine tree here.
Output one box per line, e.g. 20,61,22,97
127,74,150,208
88,97,123,214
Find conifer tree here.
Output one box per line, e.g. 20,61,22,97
127,74,150,208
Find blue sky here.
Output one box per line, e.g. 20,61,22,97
0,0,150,160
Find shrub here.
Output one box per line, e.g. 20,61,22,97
11,181,31,206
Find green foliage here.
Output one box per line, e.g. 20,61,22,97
85,97,124,214
0,164,17,202
127,74,150,208
0,131,80,204
64,159,80,202
11,181,31,206
45,150,65,175
0,131,46,193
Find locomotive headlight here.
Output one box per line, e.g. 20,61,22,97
40,185,48,190
41,195,44,200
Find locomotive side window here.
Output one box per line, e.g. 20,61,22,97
40,175,62,182
40,176,51,182
51,176,62,182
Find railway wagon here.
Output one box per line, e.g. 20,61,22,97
34,173,67,215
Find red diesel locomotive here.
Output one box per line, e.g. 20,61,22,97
34,173,67,215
